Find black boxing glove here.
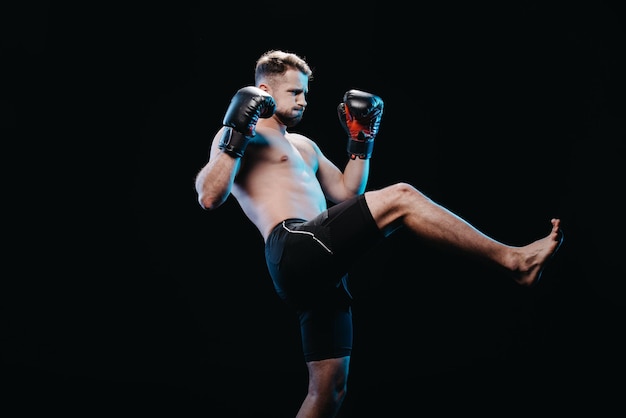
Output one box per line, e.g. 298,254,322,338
218,86,276,158
337,89,384,159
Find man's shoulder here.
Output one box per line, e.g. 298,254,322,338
286,131,314,144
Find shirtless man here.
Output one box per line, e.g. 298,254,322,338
194,49,563,418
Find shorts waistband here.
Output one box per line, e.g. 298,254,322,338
266,218,307,244
272,218,307,232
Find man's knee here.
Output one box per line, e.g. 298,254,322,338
378,182,423,204
388,182,416,195
364,183,420,236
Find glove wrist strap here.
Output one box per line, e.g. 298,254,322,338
347,137,374,160
218,127,249,158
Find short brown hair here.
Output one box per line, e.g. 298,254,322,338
255,50,313,86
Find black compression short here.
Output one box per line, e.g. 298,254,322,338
264,194,383,362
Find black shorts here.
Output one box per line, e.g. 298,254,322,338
264,194,382,362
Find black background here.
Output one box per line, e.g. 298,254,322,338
4,1,625,416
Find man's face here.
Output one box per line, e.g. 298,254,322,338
268,69,308,128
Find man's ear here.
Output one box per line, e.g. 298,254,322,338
257,83,270,93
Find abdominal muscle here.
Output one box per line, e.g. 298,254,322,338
231,142,328,242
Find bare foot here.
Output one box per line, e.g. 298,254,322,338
513,218,564,287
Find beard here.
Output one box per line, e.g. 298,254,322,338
274,109,304,128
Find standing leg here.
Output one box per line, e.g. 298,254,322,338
296,357,350,418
